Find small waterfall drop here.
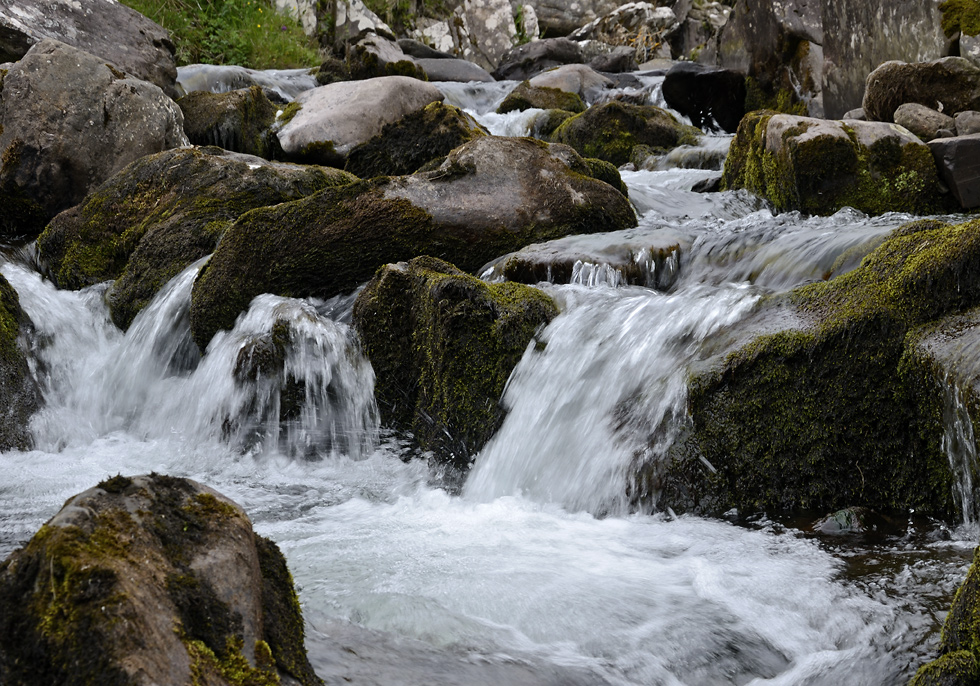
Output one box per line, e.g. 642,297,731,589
942,377,980,525
464,283,760,514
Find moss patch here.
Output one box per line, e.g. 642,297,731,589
353,256,559,470
178,87,283,160
496,81,586,114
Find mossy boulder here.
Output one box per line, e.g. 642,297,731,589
346,35,428,82
552,101,701,167
496,81,587,115
189,136,636,351
863,57,980,124
721,111,944,216
344,102,487,178
37,146,353,330
352,256,559,469
177,86,283,160
0,272,40,451
673,218,980,519
911,547,980,685
0,474,321,686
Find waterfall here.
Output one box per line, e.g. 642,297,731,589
942,377,980,525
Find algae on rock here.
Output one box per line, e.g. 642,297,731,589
177,86,284,160
352,256,559,470
675,219,980,519
37,146,354,330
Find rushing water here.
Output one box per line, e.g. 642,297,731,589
2,81,978,684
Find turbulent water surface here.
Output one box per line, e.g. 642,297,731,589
1,81,977,685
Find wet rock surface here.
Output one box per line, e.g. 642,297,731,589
0,272,39,451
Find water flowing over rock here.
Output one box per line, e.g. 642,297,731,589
0,474,322,686
178,86,283,159
928,133,980,210
681,218,980,518
0,0,178,98
37,146,353,329
177,64,318,101
189,136,637,350
353,256,558,471
276,76,444,166
0,39,188,232
863,57,980,123
721,111,943,216
0,272,39,451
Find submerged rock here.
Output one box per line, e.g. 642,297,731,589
37,146,352,329
552,101,701,167
276,76,443,166
345,102,487,178
353,256,558,470
0,474,322,686
0,272,39,451
675,218,980,518
178,86,283,159
721,111,943,216
0,39,188,231
189,136,636,350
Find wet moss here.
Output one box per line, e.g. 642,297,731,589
535,109,576,140
353,256,559,469
682,219,980,518
496,81,586,114
178,87,284,159
582,157,629,197
553,101,701,167
345,102,487,178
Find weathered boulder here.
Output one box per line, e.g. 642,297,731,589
0,474,321,686
37,147,352,330
523,0,623,37
189,136,637,350
334,0,394,48
0,0,178,98
397,38,454,60
0,39,188,232
480,226,690,291
928,134,980,210
353,256,558,469
721,111,943,216
668,0,732,63
346,33,427,81
673,218,980,519
276,76,443,166
345,102,487,178
496,81,586,114
588,45,638,73
176,64,318,101
662,62,746,133
570,2,677,64
492,37,584,81
863,57,980,123
178,87,282,159
956,110,980,136
449,0,518,72
416,57,495,82
0,272,39,451
552,101,701,167
528,63,613,101
895,102,956,141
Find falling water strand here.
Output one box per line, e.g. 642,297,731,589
942,376,980,525
464,283,760,514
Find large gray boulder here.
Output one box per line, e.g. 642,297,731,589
417,57,495,82
335,0,394,48
276,76,443,166
0,474,322,686
449,0,519,72
894,102,956,141
346,33,427,81
493,37,585,81
0,0,178,98
0,39,188,230
528,63,613,101
189,136,637,349
863,57,980,123
0,272,39,451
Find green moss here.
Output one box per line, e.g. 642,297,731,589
353,256,559,470
187,636,280,686
496,82,586,115
535,109,576,140
582,157,629,197
553,101,701,167
941,0,980,37
178,87,283,159
745,77,807,116
345,102,487,178
682,219,980,518
276,101,303,128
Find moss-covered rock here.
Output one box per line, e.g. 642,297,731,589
0,474,322,686
552,101,701,167
721,111,945,216
534,109,577,140
0,272,40,451
911,547,980,685
344,102,487,179
177,86,283,160
37,146,354,330
352,256,559,469
674,218,980,519
496,81,586,115
189,136,636,351
863,57,980,124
